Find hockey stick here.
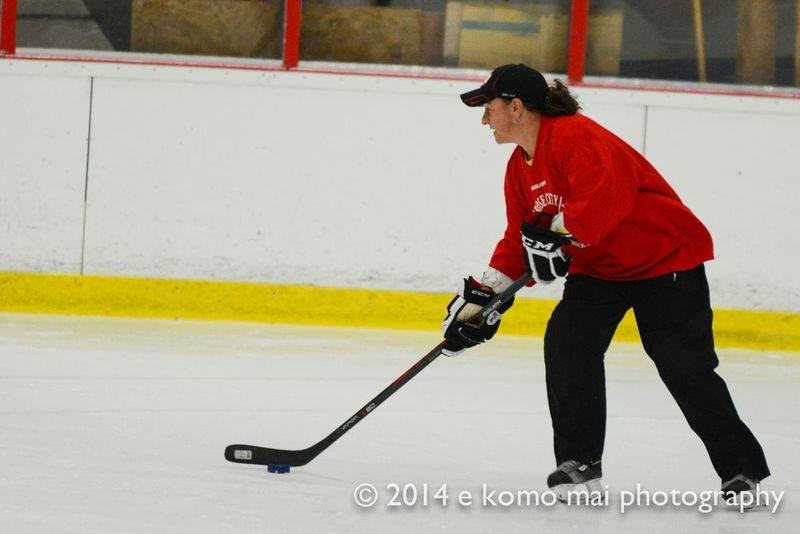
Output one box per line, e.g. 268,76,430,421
225,272,532,469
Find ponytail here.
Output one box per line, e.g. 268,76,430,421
540,79,580,116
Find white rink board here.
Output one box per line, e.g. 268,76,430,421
83,76,510,287
0,73,90,273
1,59,799,310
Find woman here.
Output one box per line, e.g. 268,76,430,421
440,64,769,503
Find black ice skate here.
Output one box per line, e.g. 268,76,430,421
547,460,604,503
722,474,765,511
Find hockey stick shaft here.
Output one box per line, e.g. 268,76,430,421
225,272,532,467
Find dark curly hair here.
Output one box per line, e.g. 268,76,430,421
503,79,580,116
541,79,581,116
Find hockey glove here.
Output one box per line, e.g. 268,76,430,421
521,214,572,284
441,277,514,356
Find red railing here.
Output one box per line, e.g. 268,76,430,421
0,0,608,82
283,0,302,69
0,0,18,55
3,0,799,100
567,0,588,84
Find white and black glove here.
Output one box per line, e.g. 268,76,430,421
441,276,514,357
521,212,572,284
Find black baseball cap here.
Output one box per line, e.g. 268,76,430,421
460,64,549,110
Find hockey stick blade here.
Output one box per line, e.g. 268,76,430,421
225,443,323,467
225,272,532,468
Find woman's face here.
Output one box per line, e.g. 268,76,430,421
481,98,515,144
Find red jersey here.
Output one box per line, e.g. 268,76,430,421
489,114,714,282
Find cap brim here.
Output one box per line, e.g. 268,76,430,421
460,87,490,107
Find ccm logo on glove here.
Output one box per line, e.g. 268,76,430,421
522,235,559,252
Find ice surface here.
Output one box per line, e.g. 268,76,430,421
0,313,797,533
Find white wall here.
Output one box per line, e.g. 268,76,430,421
0,72,90,273
1,59,799,311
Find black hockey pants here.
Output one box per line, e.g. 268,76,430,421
543,264,770,482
